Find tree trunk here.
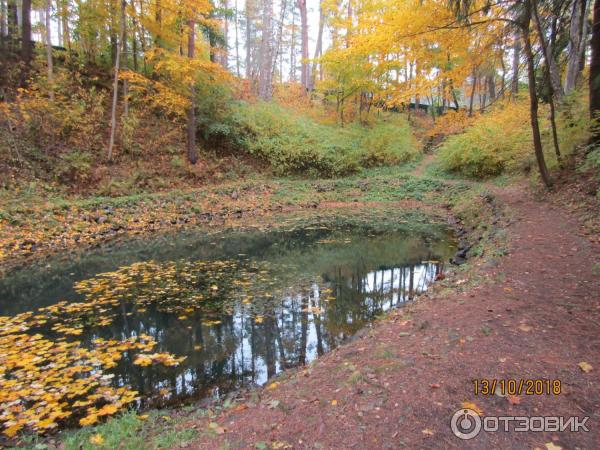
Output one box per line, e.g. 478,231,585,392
591,0,600,143
298,0,308,92
479,76,486,111
107,0,126,161
511,39,520,95
122,0,128,117
270,0,288,80
532,0,561,163
245,0,252,79
565,0,589,93
289,7,296,81
187,19,198,164
309,0,324,91
45,0,55,101
61,0,70,53
222,0,229,68
522,2,552,188
21,0,32,63
258,0,272,99
132,16,138,71
1,0,6,51
468,68,477,116
532,0,563,102
6,0,17,48
487,74,496,102
346,0,352,48
234,0,240,76
155,0,162,45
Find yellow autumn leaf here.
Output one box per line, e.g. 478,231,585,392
79,413,99,426
97,404,118,417
89,433,104,445
461,401,483,416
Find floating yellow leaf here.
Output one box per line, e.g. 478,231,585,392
97,404,118,417
79,413,99,426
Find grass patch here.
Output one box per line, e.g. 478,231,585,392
10,410,202,450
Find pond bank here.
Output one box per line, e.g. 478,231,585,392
179,183,600,449
0,172,469,277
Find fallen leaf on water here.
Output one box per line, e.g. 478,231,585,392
97,404,118,416
461,401,483,415
79,413,99,426
578,362,593,373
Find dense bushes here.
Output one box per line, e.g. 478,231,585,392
437,99,534,178
437,93,590,179
358,119,419,167
207,102,419,177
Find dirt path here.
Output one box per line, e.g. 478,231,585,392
186,184,600,449
411,152,437,177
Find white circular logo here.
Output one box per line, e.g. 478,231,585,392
451,408,482,440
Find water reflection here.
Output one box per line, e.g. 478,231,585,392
0,223,453,409
86,261,442,407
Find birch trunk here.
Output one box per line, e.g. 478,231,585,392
298,0,308,92
45,0,54,101
107,0,126,161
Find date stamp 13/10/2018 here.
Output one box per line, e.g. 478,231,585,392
472,378,562,396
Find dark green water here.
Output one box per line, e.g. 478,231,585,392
0,217,455,408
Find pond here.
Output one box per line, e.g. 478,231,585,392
0,211,455,435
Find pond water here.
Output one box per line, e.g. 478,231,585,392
0,213,455,431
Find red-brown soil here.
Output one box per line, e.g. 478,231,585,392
184,185,600,449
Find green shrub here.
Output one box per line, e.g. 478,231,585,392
203,102,417,177
358,119,419,167
54,150,93,184
438,99,536,178
438,93,591,179
582,147,600,180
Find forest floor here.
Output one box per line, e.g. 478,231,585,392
177,165,600,449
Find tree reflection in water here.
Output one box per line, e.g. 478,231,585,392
98,260,443,408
